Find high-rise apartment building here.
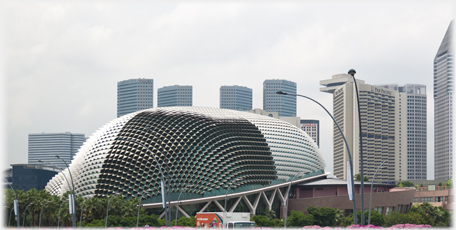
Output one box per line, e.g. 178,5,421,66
28,132,86,169
117,79,154,117
157,85,193,107
380,84,427,180
434,21,453,180
220,85,252,111
300,120,320,147
321,75,402,182
263,79,297,117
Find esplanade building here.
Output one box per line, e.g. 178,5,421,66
45,107,327,218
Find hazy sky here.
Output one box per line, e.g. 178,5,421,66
1,1,454,180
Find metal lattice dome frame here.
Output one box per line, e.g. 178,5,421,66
46,107,325,203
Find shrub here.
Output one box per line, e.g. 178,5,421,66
307,206,342,227
287,210,313,227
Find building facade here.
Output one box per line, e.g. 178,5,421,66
45,107,325,218
300,120,320,147
288,179,415,218
158,85,193,107
117,79,154,117
320,75,402,182
434,21,453,180
263,79,297,117
380,84,427,180
220,85,252,111
28,132,86,169
11,164,59,191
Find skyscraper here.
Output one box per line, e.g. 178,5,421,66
263,79,297,117
117,79,154,117
220,85,252,111
300,120,320,147
380,84,427,180
321,75,401,182
157,85,193,107
434,21,453,180
28,132,86,169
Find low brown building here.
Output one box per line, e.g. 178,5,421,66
285,178,415,218
412,187,453,212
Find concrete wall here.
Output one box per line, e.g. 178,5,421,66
287,189,415,218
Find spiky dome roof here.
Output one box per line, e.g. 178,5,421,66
46,107,325,202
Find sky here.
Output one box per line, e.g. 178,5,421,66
1,0,454,180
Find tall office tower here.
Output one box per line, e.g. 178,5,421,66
28,132,86,169
434,21,453,180
381,84,427,180
263,79,297,117
117,79,154,117
321,74,401,182
220,85,252,111
300,120,320,147
157,85,193,107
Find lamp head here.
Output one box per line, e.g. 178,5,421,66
276,91,287,95
55,155,60,159
38,160,43,163
348,69,356,76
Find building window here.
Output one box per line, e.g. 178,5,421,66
385,207,394,215
436,196,444,202
413,197,419,203
397,205,403,213
421,197,433,203
374,207,383,214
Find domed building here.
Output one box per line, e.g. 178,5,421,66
46,107,326,216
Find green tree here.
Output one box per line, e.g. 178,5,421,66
355,174,369,182
446,179,452,189
252,215,272,227
287,210,313,227
398,181,415,187
398,183,403,188
263,208,276,220
307,206,341,227
410,202,451,227
384,211,424,226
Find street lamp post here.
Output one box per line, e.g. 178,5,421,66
105,193,121,229
224,178,243,229
368,161,387,225
4,178,20,228
175,184,193,226
348,69,366,224
80,197,90,227
55,156,77,228
22,202,34,227
137,189,153,227
118,137,168,226
277,91,358,224
39,200,51,228
284,171,309,229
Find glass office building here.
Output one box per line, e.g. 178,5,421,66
157,85,193,107
263,79,297,117
381,84,427,180
28,132,86,169
220,85,252,111
300,120,320,148
117,79,154,117
434,21,453,180
11,164,59,191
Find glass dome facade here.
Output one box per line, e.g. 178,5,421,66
46,107,325,203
